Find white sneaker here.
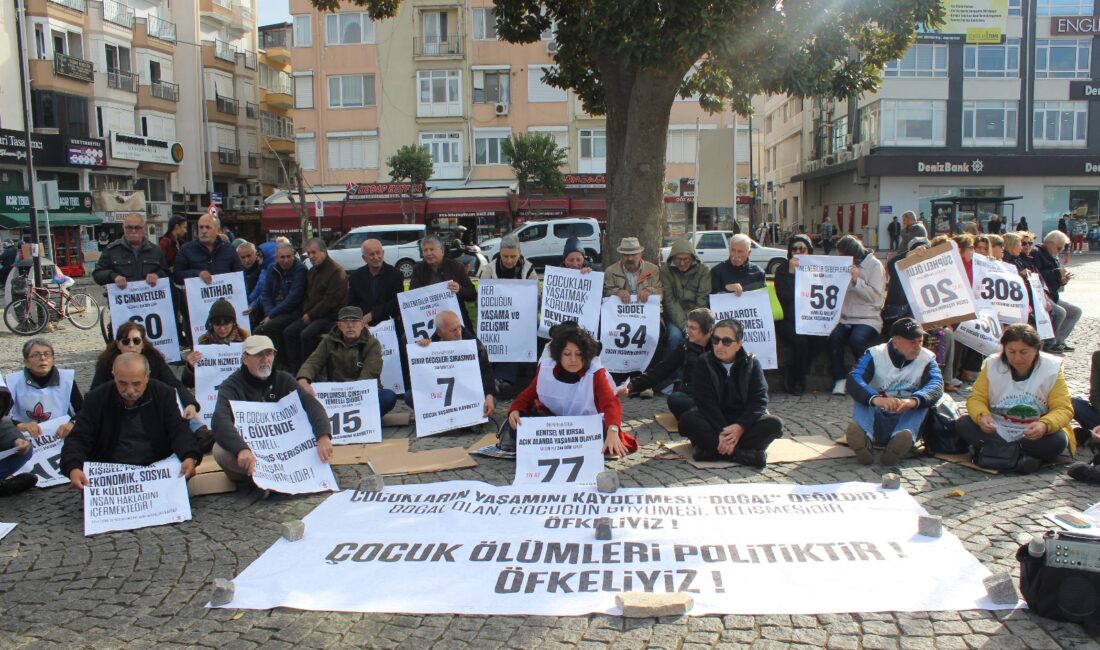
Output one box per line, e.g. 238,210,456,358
832,379,847,396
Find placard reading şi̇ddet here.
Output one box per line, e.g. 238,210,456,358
598,296,661,374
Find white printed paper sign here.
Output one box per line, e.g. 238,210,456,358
407,339,487,437
954,312,1002,357
193,343,243,427
794,255,853,335
22,417,70,488
896,243,976,327
972,253,1028,324
83,456,192,536
478,280,538,362
313,380,382,445
398,282,462,344
514,415,604,486
710,291,778,369
372,319,406,396
539,266,604,339
185,271,249,340
218,481,1014,615
230,392,338,495
993,413,1028,443
1027,274,1055,340
106,277,180,362
598,296,661,374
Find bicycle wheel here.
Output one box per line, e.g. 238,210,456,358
65,291,101,330
100,306,113,343
4,298,49,335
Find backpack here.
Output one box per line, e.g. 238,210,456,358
921,393,968,454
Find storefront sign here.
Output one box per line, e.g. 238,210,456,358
0,128,106,168
1051,16,1100,36
1069,81,1100,100
109,132,184,165
563,174,606,189
0,191,94,214
916,0,1007,44
861,154,1100,178
345,183,425,200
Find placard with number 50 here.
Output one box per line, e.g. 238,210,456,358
514,415,604,485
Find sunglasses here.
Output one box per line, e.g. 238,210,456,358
118,337,143,346
210,318,233,327
791,245,808,252
713,336,738,347
1022,241,1032,246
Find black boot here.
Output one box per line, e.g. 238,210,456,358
729,448,767,470
0,473,38,497
1068,462,1100,485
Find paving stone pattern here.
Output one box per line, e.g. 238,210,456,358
2,261,1100,648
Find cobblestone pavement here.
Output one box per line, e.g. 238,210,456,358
2,261,1100,649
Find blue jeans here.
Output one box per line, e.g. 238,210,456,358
378,388,397,417
830,324,879,381
852,402,928,446
492,362,520,386
0,445,32,479
665,321,685,352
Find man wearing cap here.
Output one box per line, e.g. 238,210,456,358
406,310,495,429
210,335,333,481
561,237,593,273
296,306,398,417
844,317,943,466
603,237,662,305
710,234,765,296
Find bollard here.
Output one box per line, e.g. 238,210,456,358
357,475,385,493
595,516,612,541
880,473,901,490
983,573,1018,605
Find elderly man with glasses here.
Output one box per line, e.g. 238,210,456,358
92,213,169,290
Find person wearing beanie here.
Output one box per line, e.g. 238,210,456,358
828,235,885,395
561,236,591,271
773,234,825,395
182,298,250,388
660,238,710,353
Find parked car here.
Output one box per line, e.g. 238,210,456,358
328,224,426,277
479,218,602,269
659,231,788,275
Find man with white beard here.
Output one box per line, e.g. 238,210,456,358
211,335,332,481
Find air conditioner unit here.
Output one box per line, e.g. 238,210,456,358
494,102,509,116
248,182,262,195
836,150,852,164
230,183,246,196
229,197,245,210
250,197,262,210
823,154,836,165
545,40,559,54
853,171,870,186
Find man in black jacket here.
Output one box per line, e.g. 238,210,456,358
409,236,478,332
348,239,404,326
92,213,169,289
60,354,200,489
677,319,783,468
710,234,765,296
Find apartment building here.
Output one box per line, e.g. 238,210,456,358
258,22,296,198
285,0,751,240
768,0,1100,248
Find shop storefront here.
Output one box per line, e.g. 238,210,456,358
0,191,100,276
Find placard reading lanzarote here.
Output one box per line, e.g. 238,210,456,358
313,380,382,445
185,271,249,340
106,277,180,362
22,416,71,488
972,253,1028,324
794,255,853,335
896,242,976,328
216,481,1014,615
709,291,778,369
539,266,604,338
83,456,191,536
598,296,661,374
407,339,486,437
515,415,604,486
477,279,538,362
230,392,338,494
193,343,243,427
371,319,406,396
398,281,462,344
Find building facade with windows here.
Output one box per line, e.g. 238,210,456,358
258,21,295,201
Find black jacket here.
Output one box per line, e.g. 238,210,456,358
1031,245,1065,302
243,262,262,296
92,238,169,285
211,367,331,456
409,258,477,331
60,379,200,475
629,340,711,395
172,237,243,285
348,262,404,326
90,350,198,409
710,260,765,295
691,348,769,433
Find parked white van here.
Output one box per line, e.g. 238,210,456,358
479,218,601,268
327,224,426,277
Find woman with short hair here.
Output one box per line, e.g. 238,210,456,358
619,307,715,417
478,234,539,397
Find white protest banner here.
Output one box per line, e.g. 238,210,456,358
313,380,382,445
709,291,778,369
372,319,406,396
1026,274,1055,340
22,416,70,488
0,522,14,541
185,271,249,340
83,456,191,536
896,242,976,328
515,415,604,486
954,312,1002,357
398,281,462,343
106,277,180,362
193,343,243,427
477,279,538,362
971,253,1028,324
230,391,339,495
793,255,853,335
407,339,487,437
598,296,661,374
539,266,604,338
218,480,1013,615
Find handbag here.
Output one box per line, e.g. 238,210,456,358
973,436,1020,470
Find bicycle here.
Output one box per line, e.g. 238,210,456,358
4,282,101,335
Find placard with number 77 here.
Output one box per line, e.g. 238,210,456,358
514,415,604,485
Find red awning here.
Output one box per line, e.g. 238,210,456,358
426,196,510,220
514,196,569,218
343,199,425,228
569,196,607,222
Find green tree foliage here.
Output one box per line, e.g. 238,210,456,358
386,144,433,224
501,132,568,195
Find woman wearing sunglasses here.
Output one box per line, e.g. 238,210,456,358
677,319,783,468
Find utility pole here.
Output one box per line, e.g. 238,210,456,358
15,0,42,288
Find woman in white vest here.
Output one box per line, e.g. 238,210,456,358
958,323,1074,473
6,338,81,439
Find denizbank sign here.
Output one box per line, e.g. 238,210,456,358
861,155,1100,177
917,160,985,174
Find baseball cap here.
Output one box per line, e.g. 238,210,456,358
338,306,364,321
242,335,276,355
890,317,927,341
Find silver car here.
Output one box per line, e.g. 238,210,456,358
659,231,788,275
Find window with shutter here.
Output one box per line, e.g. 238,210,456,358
528,66,566,102
296,134,316,170
294,73,313,109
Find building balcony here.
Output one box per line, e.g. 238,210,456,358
206,97,238,125
28,57,92,95
27,0,85,27
102,0,134,29
216,94,239,115
262,89,292,110
414,35,463,58
245,102,259,119
200,0,232,26
229,3,253,35
248,153,260,169
261,29,291,64
202,41,236,73
265,137,295,155
214,39,237,63
241,51,257,72
103,68,139,92
134,16,176,54
137,80,178,112
210,147,239,177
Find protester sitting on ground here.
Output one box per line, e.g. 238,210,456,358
1002,232,1033,273
844,318,943,466
347,238,404,327
956,324,1073,474
772,234,826,396
91,321,200,422
1072,350,1100,448
560,237,593,273
60,353,200,490
711,234,765,296
92,212,169,289
882,237,930,333
410,235,477,333
182,299,250,388
828,235,885,396
6,339,80,439
254,243,307,359
604,237,662,305
986,234,1005,260
283,238,348,373
676,318,782,468
1032,230,1081,354
951,234,984,388
296,306,398,417
210,336,332,482
0,382,35,497
617,307,715,419
238,242,266,323
505,325,637,458
477,235,539,398
406,311,495,426
660,238,711,353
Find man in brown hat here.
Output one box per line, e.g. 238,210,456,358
603,236,663,304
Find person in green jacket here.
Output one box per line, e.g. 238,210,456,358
296,306,398,416
661,238,711,353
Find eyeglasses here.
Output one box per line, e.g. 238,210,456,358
713,337,738,347
1022,241,1032,246
210,318,233,327
791,245,808,252
123,225,144,231
27,351,53,360
118,337,143,346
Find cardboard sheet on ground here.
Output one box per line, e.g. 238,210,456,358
364,438,477,476
660,437,854,469
655,412,679,433
188,471,237,496
216,480,1017,615
934,452,1071,475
